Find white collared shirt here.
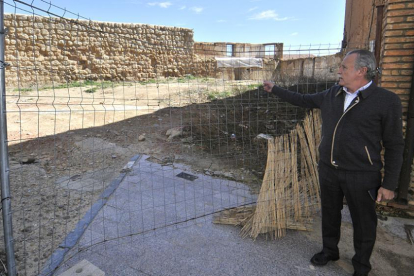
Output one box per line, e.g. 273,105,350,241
343,81,372,111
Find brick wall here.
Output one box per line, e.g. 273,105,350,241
380,0,414,113
379,0,414,194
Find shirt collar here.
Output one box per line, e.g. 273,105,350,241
336,81,374,98
343,81,372,95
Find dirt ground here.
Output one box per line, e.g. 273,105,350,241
1,79,413,275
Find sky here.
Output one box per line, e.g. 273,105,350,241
4,0,346,47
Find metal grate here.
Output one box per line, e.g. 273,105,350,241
176,172,198,181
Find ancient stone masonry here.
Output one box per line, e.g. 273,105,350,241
273,54,342,85
4,14,198,87
4,14,342,87
194,42,284,59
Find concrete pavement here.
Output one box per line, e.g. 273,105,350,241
43,155,412,276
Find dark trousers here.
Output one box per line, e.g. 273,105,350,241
318,163,380,274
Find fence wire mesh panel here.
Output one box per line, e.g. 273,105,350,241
0,1,347,275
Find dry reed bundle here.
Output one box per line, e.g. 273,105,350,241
297,110,321,211
216,110,322,240
212,206,255,226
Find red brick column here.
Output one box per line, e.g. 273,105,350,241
380,0,414,113
380,0,414,204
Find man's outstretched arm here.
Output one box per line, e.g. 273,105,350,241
263,80,326,109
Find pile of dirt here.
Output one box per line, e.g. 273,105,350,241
185,82,335,174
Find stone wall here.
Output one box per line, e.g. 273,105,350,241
194,42,284,59
194,42,338,83
214,59,278,81
273,54,342,85
4,14,337,86
4,14,196,87
193,42,284,81
200,54,342,83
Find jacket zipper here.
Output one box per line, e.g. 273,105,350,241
365,146,374,165
330,97,360,167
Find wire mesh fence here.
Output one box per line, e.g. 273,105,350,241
0,0,347,275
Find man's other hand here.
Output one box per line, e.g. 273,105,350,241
376,187,395,202
263,81,274,93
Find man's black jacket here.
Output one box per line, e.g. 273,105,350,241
271,83,404,191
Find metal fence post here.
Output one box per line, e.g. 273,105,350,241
0,2,17,275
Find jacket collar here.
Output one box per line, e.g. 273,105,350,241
335,82,377,99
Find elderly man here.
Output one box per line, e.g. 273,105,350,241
263,49,404,276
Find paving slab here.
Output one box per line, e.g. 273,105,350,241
58,259,105,276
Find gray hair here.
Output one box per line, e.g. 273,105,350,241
346,49,377,80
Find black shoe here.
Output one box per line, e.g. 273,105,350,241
310,251,339,266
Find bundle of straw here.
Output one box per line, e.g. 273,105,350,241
215,110,322,240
